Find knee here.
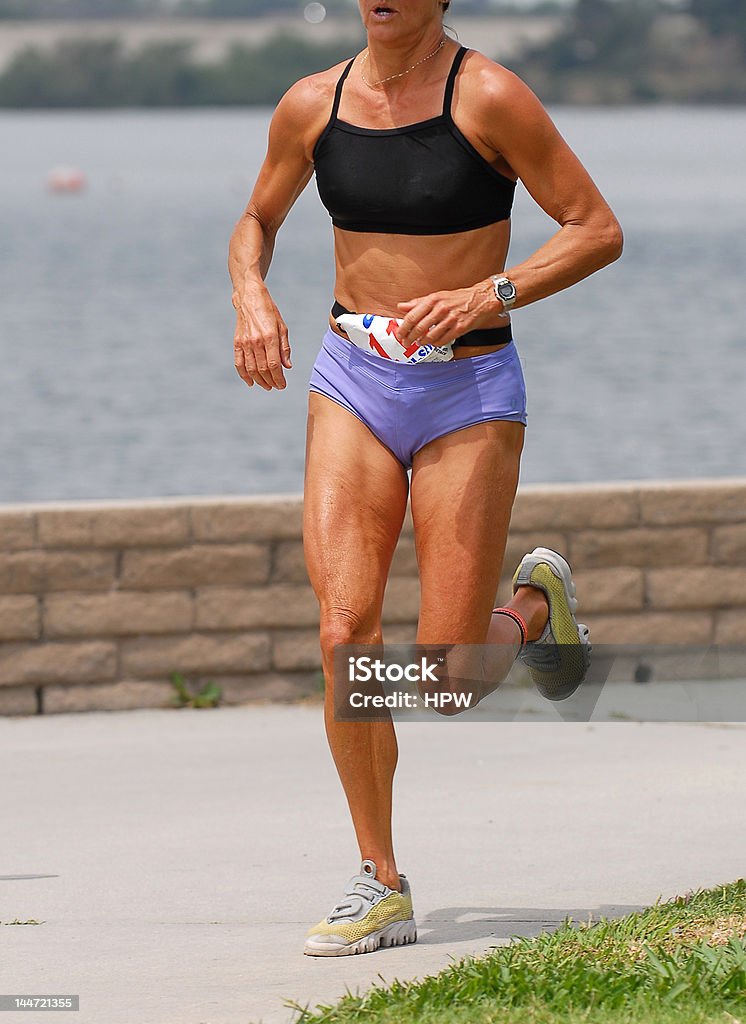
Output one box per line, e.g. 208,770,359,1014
319,606,380,661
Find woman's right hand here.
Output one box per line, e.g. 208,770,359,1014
233,285,292,391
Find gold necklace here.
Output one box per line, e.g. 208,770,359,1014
360,37,447,90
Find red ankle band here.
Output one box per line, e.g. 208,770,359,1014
492,607,528,646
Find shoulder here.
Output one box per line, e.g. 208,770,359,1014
456,48,550,125
453,47,562,159
270,58,355,155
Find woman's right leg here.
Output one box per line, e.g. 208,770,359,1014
304,391,409,892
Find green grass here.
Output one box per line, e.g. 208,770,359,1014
169,671,221,709
288,880,746,1024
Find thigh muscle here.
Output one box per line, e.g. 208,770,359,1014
304,392,409,638
411,420,525,644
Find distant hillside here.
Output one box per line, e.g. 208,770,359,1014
0,0,743,104
513,0,746,103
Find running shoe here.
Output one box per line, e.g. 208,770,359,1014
512,547,592,700
304,859,416,956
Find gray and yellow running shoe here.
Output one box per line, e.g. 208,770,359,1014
512,547,591,700
304,859,416,957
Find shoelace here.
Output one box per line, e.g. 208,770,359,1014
327,875,388,922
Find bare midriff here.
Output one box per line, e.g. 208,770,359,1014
327,218,513,360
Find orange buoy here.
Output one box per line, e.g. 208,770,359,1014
46,166,87,193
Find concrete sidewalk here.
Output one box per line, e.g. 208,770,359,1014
2,705,745,1024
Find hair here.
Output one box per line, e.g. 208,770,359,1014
442,1,450,10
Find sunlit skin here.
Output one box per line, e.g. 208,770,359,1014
228,0,622,894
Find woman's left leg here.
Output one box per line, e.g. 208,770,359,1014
410,420,548,697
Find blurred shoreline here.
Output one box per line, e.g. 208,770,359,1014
0,14,559,71
0,8,744,105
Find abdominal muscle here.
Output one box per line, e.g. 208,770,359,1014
327,219,513,360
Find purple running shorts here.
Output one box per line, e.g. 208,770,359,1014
308,326,527,470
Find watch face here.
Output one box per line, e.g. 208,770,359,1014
497,280,516,301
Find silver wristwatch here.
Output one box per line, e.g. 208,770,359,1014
490,275,517,315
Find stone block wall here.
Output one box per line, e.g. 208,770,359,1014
1,479,744,715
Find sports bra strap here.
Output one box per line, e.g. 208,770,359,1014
442,45,468,117
330,58,355,121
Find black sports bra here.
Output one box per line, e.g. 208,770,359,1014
313,45,516,236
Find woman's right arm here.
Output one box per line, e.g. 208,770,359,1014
228,78,325,391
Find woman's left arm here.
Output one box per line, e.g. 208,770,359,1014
397,64,623,346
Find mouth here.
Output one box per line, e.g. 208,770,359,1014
371,5,397,17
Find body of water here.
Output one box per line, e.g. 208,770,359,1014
1,106,744,502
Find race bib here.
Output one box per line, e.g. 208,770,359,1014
336,313,454,365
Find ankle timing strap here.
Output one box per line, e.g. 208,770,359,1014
492,607,528,646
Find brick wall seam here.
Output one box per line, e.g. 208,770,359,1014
114,637,123,682
268,538,279,582
187,504,195,545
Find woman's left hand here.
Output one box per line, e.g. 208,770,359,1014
396,280,498,347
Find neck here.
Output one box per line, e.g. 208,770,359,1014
365,26,447,84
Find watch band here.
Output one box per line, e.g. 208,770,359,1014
490,275,517,316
